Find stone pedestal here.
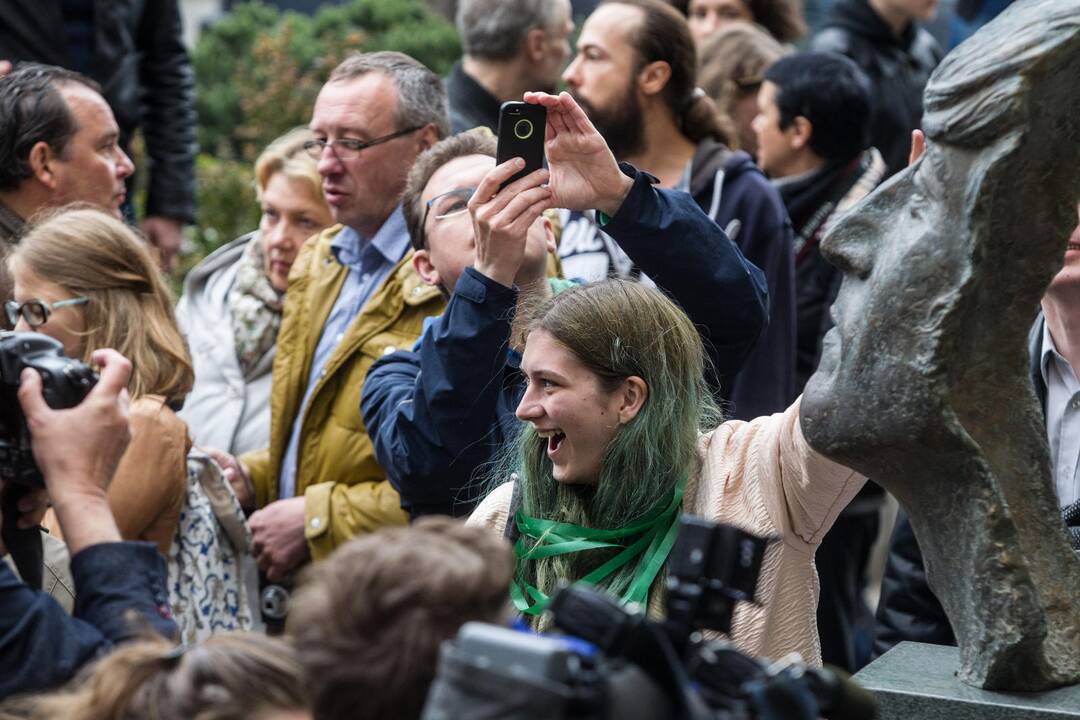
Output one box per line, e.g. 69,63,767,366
854,643,1080,719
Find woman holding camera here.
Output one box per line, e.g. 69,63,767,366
7,207,193,556
177,128,333,455
468,279,864,665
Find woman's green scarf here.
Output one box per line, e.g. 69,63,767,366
510,473,688,615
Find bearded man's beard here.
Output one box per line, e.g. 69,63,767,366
570,84,645,160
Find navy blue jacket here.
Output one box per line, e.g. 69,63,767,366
0,541,176,699
689,140,797,421
362,164,769,518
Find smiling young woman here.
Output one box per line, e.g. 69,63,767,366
468,279,866,665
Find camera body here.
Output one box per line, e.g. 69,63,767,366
422,516,878,720
0,332,98,486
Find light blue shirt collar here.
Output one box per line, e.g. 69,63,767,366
330,206,410,271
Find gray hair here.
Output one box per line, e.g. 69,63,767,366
457,0,563,61
328,51,450,140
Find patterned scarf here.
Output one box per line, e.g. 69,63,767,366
227,237,284,377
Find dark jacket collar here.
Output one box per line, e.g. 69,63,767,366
446,62,502,134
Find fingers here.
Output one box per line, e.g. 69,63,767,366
471,158,527,209
559,91,600,136
89,349,134,398
477,167,550,217
17,368,47,421
523,91,561,108
16,488,49,529
0,60,11,77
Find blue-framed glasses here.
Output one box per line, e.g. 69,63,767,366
5,297,90,328
418,187,478,248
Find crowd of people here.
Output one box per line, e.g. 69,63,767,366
0,0,1065,717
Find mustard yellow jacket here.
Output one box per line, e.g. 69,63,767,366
240,225,445,559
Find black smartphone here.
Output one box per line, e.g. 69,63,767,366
496,101,547,190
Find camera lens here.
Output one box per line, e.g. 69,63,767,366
514,119,534,140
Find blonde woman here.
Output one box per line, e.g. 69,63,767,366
7,207,194,555
177,128,334,455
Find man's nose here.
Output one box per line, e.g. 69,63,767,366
116,148,135,179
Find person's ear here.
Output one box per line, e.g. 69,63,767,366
416,123,440,153
525,27,548,65
412,249,440,287
788,116,814,152
636,61,672,98
617,376,648,425
542,215,557,255
28,141,59,189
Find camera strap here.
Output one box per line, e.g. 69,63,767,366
509,473,688,616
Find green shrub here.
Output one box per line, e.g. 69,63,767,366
188,0,461,268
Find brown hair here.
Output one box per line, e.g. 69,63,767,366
10,207,194,405
402,128,497,250
668,0,807,43
2,633,308,720
604,0,732,146
289,516,514,720
698,21,787,148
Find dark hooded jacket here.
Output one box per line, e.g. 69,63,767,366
687,140,797,421
811,0,943,177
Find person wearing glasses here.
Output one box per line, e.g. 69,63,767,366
7,206,194,558
205,52,448,585
177,128,333,457
361,93,768,520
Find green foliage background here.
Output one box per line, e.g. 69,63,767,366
185,0,460,274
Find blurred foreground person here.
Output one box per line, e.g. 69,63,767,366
3,634,309,720
178,128,333,456
0,350,177,699
290,517,511,720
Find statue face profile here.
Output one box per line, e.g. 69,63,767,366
802,0,1080,691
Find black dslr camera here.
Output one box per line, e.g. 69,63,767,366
422,516,878,720
0,332,97,589
0,332,98,486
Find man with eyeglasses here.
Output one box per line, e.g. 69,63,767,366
206,52,448,585
361,92,768,519
0,64,134,327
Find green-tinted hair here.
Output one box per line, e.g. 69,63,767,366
493,279,722,617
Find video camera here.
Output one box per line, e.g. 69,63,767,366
0,331,97,588
421,516,877,720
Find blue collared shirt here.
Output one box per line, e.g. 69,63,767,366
279,207,411,499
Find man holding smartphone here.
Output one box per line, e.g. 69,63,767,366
362,91,769,518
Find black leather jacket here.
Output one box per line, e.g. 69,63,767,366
0,0,196,223
811,0,943,177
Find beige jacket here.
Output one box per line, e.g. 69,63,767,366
44,396,190,556
467,399,865,666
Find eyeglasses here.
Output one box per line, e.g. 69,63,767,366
302,126,424,161
5,297,90,328
419,187,477,248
